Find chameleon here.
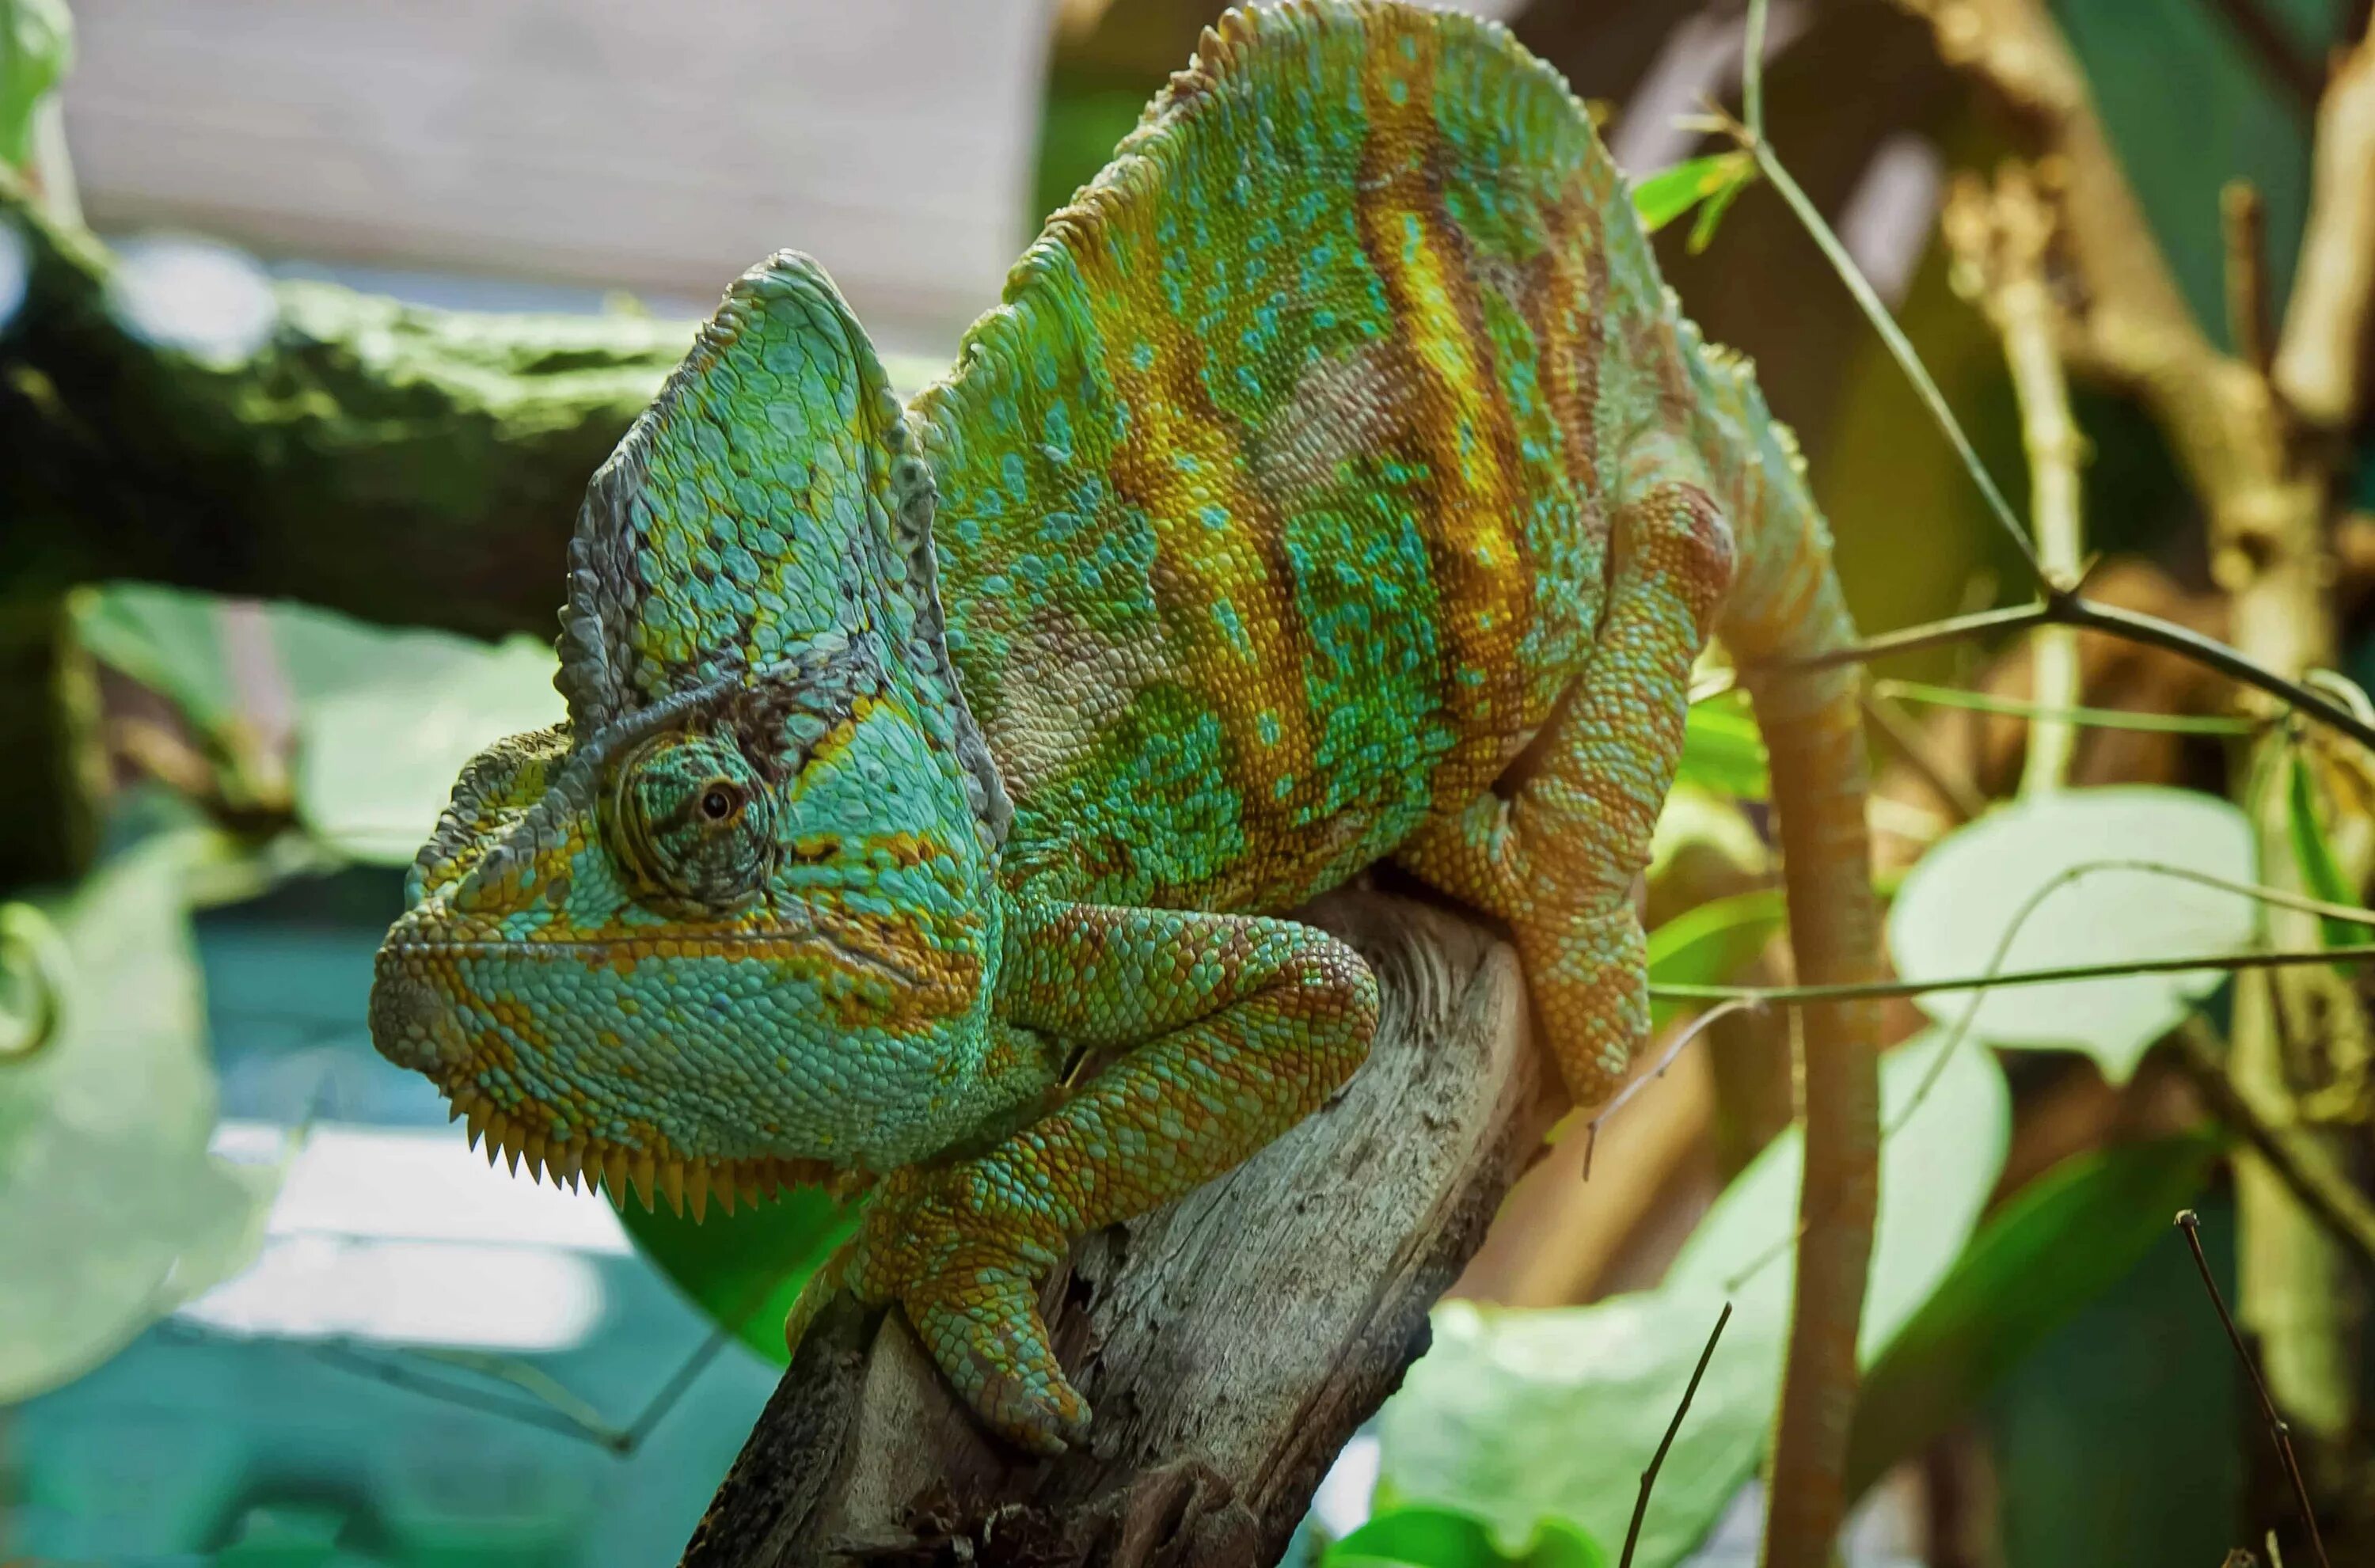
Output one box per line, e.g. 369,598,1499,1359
367,2,1880,1557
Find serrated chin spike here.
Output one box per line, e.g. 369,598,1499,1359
631,1152,657,1213
659,1160,686,1217
686,1163,710,1224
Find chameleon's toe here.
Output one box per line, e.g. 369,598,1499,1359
906,1275,1092,1456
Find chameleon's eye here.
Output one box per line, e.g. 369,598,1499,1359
606,733,773,911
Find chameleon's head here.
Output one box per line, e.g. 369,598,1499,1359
368,253,1013,1211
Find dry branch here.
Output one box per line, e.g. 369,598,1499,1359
678,894,1549,1568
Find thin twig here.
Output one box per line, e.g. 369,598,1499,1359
2174,1020,2375,1276
1583,999,1761,1180
1773,593,2375,756
2175,1210,2333,1568
1651,941,2375,1005
1735,122,2046,581
1872,678,2257,735
1619,1301,1734,1568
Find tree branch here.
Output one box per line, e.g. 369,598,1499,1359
678,894,1549,1568
0,169,690,642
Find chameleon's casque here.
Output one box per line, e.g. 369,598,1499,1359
370,1,1879,1545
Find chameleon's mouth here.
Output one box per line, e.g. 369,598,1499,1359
439,1077,834,1223
371,938,836,1223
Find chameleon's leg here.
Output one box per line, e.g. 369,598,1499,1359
787,902,1378,1453
1395,481,1731,1105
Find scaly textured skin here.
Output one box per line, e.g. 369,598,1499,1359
368,5,1879,1558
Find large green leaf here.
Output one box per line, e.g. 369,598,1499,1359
1664,1027,2011,1360
1887,786,2259,1080
1378,1031,2008,1566
1378,1290,1781,1568
1845,1132,2221,1498
1326,1505,1608,1568
0,833,279,1402
619,1186,859,1366
293,629,561,863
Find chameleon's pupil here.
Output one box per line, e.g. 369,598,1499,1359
701,786,735,821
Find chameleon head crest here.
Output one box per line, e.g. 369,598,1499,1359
555,251,1009,846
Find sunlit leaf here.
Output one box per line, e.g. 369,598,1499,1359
1845,1132,2220,1498
0,832,279,1402
1645,887,1784,1026
1887,786,2259,1080
1378,1031,2008,1566
1675,689,1768,801
1326,1505,1608,1568
1632,152,1755,240
620,1186,859,1366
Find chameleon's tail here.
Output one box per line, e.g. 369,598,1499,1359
1712,382,1884,1568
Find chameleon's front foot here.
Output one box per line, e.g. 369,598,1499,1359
785,1166,1089,1455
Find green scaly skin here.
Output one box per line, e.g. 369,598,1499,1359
368,4,1879,1550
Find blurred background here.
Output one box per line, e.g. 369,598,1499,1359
5,1,2373,1565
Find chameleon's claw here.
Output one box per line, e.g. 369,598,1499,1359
907,1278,1092,1456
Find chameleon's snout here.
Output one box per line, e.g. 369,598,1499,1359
367,947,469,1075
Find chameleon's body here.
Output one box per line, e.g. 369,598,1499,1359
369,4,1879,1557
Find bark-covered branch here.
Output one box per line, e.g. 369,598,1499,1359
0,169,690,641
678,894,1550,1568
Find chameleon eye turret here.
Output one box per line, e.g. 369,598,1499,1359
604,730,775,912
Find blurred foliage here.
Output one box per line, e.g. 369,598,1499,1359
1887,787,2259,1080
1377,1030,2009,1567
1323,1505,1606,1567
0,829,280,1403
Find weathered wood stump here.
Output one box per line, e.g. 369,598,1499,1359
679,891,1555,1568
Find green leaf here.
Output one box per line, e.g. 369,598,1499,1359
2285,751,2360,960
1887,785,2259,1081
1845,1132,2220,1498
1675,689,1769,801
1665,1026,2012,1359
1326,1505,1608,1568
73,583,567,864
72,582,242,735
292,628,563,864
1632,153,1755,239
1645,887,1784,1026
619,1186,859,1365
1687,169,1748,256
1378,1031,2008,1567
1378,1290,1782,1568
0,0,72,168
0,831,280,1402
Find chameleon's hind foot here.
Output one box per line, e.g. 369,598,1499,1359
781,1167,1090,1455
